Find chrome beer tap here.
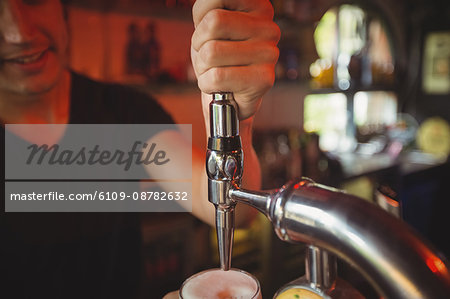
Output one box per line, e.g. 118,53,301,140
204,97,450,298
206,92,242,270
230,179,450,298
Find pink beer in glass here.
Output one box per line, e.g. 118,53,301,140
179,268,261,299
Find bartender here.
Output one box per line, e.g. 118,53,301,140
1,0,279,298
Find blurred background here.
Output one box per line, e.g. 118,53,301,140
65,0,449,297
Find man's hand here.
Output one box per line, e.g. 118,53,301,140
162,290,178,299
191,0,280,121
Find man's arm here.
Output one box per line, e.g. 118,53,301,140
143,126,259,227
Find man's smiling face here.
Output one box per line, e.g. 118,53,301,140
0,0,69,98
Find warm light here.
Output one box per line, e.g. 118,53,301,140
426,256,447,274
293,181,306,190
309,63,321,78
385,196,399,208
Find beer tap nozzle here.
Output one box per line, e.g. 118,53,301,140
206,92,243,271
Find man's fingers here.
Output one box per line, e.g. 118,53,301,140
191,0,278,120
191,9,280,51
193,40,279,76
197,63,275,99
192,0,274,27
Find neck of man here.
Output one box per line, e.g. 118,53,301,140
0,70,71,125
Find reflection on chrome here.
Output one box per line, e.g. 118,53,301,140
231,178,450,298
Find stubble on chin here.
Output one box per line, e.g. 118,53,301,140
0,65,69,105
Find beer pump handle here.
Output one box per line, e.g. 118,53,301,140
206,92,243,270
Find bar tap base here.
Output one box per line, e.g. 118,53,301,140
274,277,364,299
273,245,364,299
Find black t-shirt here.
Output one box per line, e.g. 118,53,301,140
1,72,174,299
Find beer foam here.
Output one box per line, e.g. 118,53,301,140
181,269,258,299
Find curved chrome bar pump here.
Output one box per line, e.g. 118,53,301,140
232,181,450,298
206,94,450,297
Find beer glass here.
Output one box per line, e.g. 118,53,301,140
179,268,261,299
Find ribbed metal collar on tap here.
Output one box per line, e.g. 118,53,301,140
210,93,239,137
213,93,234,101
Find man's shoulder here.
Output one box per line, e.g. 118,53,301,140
70,72,155,105
69,72,173,124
